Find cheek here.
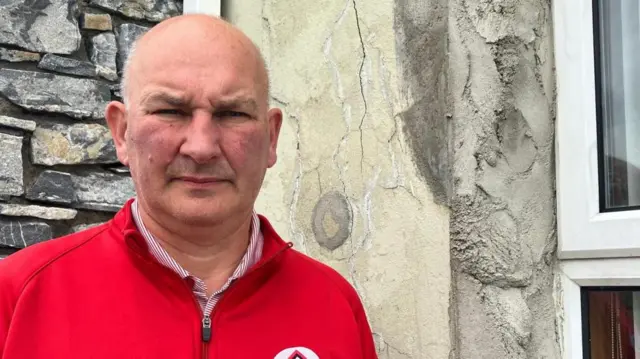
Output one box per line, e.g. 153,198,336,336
129,122,181,168
223,128,270,168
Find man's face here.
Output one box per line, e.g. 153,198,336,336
108,29,281,226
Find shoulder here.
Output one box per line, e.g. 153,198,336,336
282,249,364,307
278,248,374,343
259,214,364,305
0,222,111,294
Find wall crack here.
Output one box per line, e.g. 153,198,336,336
352,0,368,172
325,0,352,195
288,113,306,253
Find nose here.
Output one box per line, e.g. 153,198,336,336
179,110,222,164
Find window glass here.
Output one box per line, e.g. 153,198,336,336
584,288,640,359
596,0,640,210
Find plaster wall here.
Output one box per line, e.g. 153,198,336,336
228,1,452,358
227,0,560,358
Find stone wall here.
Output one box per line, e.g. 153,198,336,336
0,0,181,258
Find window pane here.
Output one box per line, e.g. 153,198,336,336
597,0,640,210
585,289,640,359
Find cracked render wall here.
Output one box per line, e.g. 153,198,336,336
230,0,560,358
228,1,452,358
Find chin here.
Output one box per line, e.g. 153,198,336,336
169,198,233,225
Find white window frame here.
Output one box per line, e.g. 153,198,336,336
183,0,221,16
559,258,640,359
555,0,640,358
555,0,640,260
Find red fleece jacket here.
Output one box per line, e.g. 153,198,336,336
0,200,377,359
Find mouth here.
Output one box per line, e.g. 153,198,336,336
178,176,222,183
173,176,230,188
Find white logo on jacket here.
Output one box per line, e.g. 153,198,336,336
274,347,319,359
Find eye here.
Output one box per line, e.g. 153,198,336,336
154,109,187,116
217,110,250,118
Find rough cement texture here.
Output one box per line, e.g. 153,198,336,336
228,1,452,358
447,0,560,358
395,0,452,207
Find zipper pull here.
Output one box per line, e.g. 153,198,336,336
202,316,212,342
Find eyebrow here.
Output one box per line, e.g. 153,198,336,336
139,91,189,107
139,91,260,113
215,97,259,113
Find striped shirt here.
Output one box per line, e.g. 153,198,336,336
131,199,263,318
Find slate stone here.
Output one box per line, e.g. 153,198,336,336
89,33,118,81
38,54,97,78
0,251,11,260
0,0,81,54
0,133,23,196
73,202,123,212
90,0,179,22
26,170,76,204
116,23,149,71
108,166,130,174
109,83,122,100
73,222,104,232
0,219,52,249
81,13,113,31
71,171,135,212
0,69,111,120
0,47,41,62
0,204,77,220
0,115,36,132
31,123,118,166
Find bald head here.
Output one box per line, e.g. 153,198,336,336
120,14,269,108
103,14,283,232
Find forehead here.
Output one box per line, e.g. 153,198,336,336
130,31,264,105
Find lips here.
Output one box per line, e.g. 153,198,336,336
176,176,227,184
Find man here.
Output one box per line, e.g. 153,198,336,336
0,14,377,359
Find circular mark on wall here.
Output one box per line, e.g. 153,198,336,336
311,191,352,251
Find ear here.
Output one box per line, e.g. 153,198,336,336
105,101,130,167
266,107,283,168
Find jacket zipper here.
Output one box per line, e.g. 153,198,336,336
202,316,212,342
202,315,211,359
196,243,291,359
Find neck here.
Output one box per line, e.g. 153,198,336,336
136,201,254,292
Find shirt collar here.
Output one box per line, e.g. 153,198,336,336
130,198,263,281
